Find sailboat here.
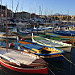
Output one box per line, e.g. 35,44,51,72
0,5,48,74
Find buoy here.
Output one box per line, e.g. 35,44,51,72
21,38,24,41
9,43,14,47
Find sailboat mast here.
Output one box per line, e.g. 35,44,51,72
67,9,69,25
1,0,2,31
6,5,8,53
45,7,47,35
12,0,13,18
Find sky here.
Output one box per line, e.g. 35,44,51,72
1,0,75,15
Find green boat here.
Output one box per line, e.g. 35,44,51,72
32,35,72,52
38,33,69,42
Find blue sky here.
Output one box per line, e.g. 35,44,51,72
1,0,75,15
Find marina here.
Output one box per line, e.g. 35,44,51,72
0,40,75,75
0,0,75,75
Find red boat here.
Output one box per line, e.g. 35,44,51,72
0,48,48,74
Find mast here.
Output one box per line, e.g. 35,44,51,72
15,1,19,13
39,6,41,18
34,2,36,18
67,9,69,25
51,9,53,23
0,0,2,31
6,5,8,53
29,4,31,19
21,0,23,19
12,0,13,18
45,7,47,34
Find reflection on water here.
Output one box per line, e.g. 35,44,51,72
0,39,75,75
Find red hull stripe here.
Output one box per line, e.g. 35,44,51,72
0,61,48,74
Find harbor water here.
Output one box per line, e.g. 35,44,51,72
0,39,75,75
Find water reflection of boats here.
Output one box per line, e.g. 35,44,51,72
0,47,48,74
16,40,64,59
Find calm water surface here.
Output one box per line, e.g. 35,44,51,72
0,39,75,75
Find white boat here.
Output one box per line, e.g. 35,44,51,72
0,32,17,39
32,35,72,52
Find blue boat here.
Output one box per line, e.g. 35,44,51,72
16,40,65,59
53,30,75,36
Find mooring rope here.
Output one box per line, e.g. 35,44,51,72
46,65,55,75
62,55,75,66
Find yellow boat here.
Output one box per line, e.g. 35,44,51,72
16,40,65,60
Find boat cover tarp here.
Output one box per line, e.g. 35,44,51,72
3,51,37,65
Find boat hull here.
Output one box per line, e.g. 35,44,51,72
0,35,17,39
18,46,64,60
16,40,65,60
56,46,71,52
40,54,64,60
33,38,71,53
0,60,48,74
46,32,74,39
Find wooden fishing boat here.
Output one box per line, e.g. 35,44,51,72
69,27,75,31
33,36,72,52
38,34,69,42
0,32,17,39
69,39,75,44
0,47,48,74
46,32,74,39
53,30,75,36
16,40,65,60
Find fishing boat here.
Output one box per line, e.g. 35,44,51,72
0,32,17,39
53,30,75,36
38,34,69,42
16,39,64,59
69,27,75,31
46,32,74,39
0,47,48,74
33,35,72,52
